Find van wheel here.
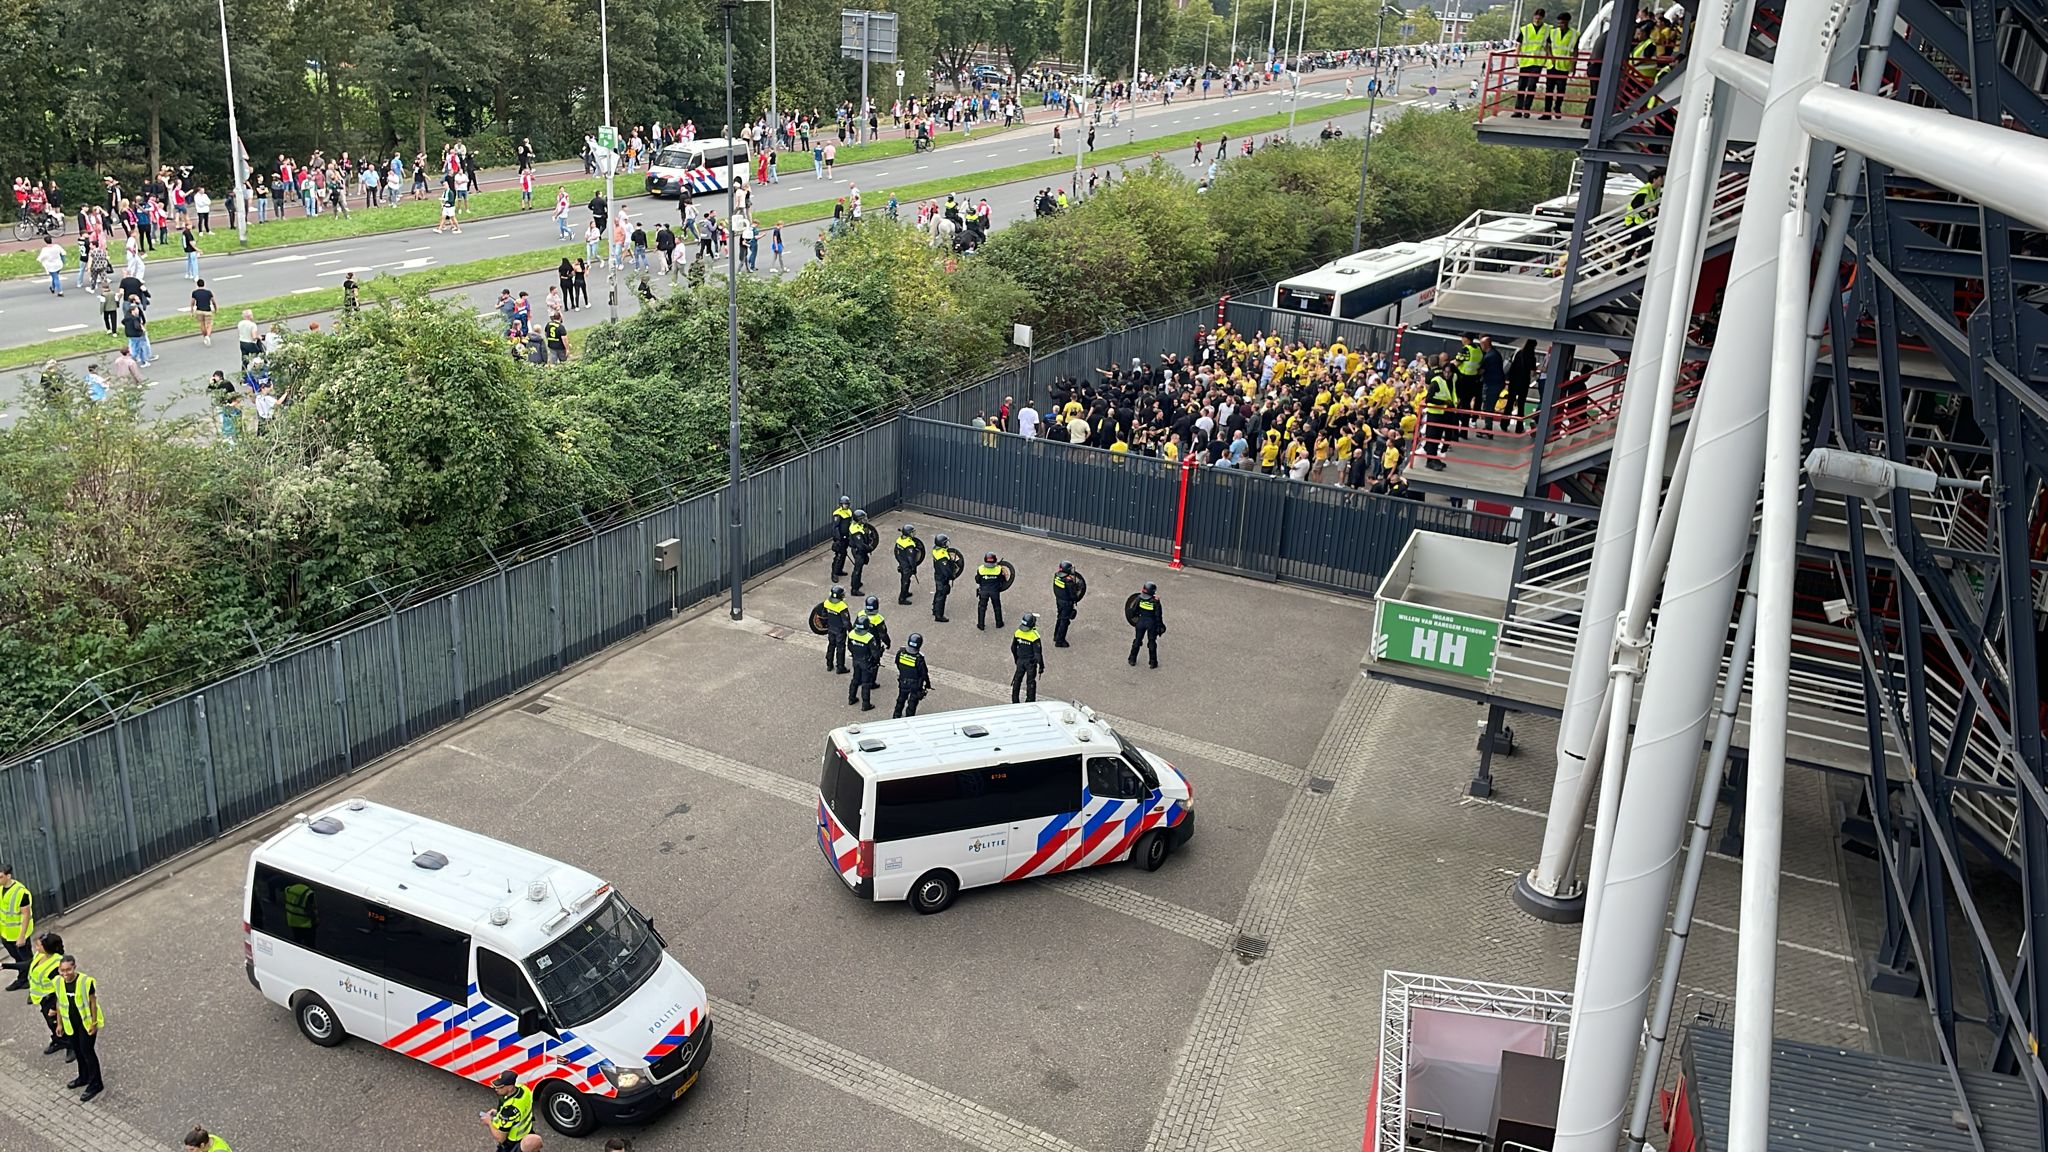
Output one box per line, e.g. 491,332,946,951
1133,831,1170,872
911,870,958,914
539,1080,597,1137
294,993,346,1047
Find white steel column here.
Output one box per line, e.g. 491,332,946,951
1518,0,1748,917
1550,0,1840,1145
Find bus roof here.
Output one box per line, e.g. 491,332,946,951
829,701,1124,781
252,799,611,949
1275,239,1451,293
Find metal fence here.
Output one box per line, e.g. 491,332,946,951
0,420,903,915
899,418,1516,596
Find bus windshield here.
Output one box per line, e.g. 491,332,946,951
524,894,663,1027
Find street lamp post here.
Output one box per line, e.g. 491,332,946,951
1229,0,1241,74
723,0,745,621
600,0,619,321
215,0,249,246
1351,6,1402,251
1285,0,1309,140
1073,0,1093,198
1127,0,1143,144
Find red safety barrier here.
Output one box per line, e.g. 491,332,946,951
1414,406,1538,471
1475,47,1682,129
1169,455,1194,569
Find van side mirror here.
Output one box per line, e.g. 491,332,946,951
519,1007,560,1039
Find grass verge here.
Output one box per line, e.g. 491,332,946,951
0,125,1032,280
1,97,1383,372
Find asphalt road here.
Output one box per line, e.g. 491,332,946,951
0,62,1483,426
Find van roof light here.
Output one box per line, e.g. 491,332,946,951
1077,731,1093,741
345,798,367,811
489,906,512,926
413,850,449,870
858,738,887,752
961,724,989,738
1060,710,1078,724
527,881,549,903
308,816,344,835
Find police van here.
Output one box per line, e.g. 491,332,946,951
243,800,713,1136
644,138,750,198
816,701,1195,913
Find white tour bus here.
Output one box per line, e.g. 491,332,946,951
816,701,1196,913
1273,240,1452,322
244,800,712,1137
644,137,750,198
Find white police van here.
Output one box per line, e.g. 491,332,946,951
243,799,712,1136
816,701,1195,913
644,138,750,198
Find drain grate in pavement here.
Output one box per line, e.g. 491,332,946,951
521,702,552,715
1307,776,1336,794
1232,933,1271,960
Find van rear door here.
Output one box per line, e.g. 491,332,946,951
817,741,866,891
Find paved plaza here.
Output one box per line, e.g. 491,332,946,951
0,513,1875,1152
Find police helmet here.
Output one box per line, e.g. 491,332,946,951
935,533,949,547
985,552,998,563
1058,561,1074,574
907,633,923,651
853,508,868,521
901,523,915,535
831,584,845,599
1142,581,1158,595
838,495,851,508
1021,612,1038,628
864,595,879,612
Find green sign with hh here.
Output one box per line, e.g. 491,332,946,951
1374,601,1501,680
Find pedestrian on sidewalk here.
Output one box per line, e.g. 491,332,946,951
36,237,64,296
54,955,103,1102
191,279,216,345
554,188,572,238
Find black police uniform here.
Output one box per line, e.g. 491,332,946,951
892,648,930,717
830,505,854,578
930,545,957,621
1053,570,1081,646
849,521,874,594
1128,591,1165,668
846,624,881,709
863,610,891,654
975,561,1006,629
1010,623,1045,703
821,594,851,672
894,532,921,604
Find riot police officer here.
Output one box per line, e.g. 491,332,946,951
846,614,881,710
848,509,877,595
893,634,932,717
821,585,851,673
1052,561,1083,647
975,552,1007,630
1011,613,1046,703
930,533,960,622
894,524,923,605
861,594,891,653
1128,581,1165,668
829,496,854,579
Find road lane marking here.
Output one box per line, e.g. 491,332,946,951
486,233,511,239
212,274,242,280
314,259,343,266
251,254,307,265
290,287,322,294
46,323,86,333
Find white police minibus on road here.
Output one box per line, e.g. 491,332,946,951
644,138,750,198
244,800,712,1136
817,701,1196,913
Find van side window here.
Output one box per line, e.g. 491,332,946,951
874,756,1083,840
1088,757,1146,800
374,907,471,1001
249,864,467,999
477,947,540,1015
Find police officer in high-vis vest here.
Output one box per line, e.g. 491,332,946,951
1010,614,1046,703
55,954,102,1101
975,553,1007,630
829,496,854,578
0,863,32,990
822,585,852,673
27,930,64,1056
183,1126,233,1152
893,523,923,605
861,595,891,653
1128,582,1165,669
1052,562,1082,647
1513,10,1548,115
1454,335,1484,439
1423,367,1456,470
893,634,931,718
484,1069,534,1152
847,509,876,595
930,534,958,622
847,615,882,710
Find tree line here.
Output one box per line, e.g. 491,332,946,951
0,0,1500,190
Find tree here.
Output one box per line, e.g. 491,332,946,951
1462,3,1514,41
991,0,1060,73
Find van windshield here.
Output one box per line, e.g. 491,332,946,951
524,895,662,1027
1114,730,1161,789
653,145,695,170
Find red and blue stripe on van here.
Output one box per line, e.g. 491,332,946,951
1003,789,1186,881
817,799,860,884
385,985,611,1095
644,1005,703,1064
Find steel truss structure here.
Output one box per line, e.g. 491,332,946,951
1374,971,1574,1152
1382,0,2048,1147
